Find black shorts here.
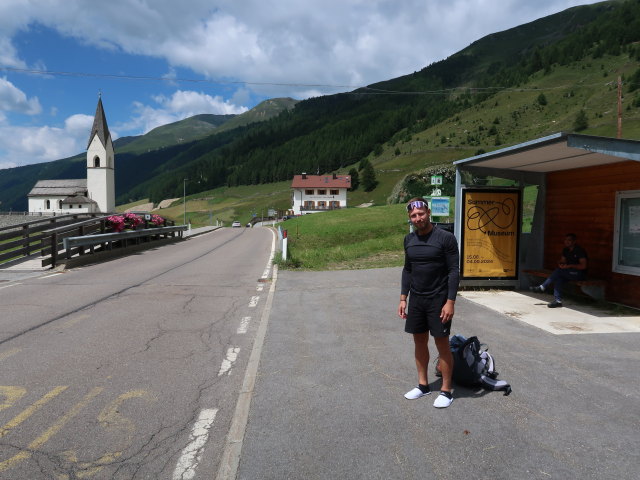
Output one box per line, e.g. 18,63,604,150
404,292,451,337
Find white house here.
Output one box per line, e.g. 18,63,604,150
28,97,115,215
291,173,351,215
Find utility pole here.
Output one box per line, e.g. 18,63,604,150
617,76,623,139
183,178,188,225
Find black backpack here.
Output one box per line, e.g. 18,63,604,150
437,335,512,396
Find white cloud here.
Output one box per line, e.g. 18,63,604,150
0,1,602,93
0,77,41,114
0,113,92,167
120,90,248,134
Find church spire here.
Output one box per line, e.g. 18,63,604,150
87,96,111,149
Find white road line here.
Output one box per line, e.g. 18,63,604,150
172,408,219,480
0,283,21,291
237,317,251,334
218,347,241,376
38,273,63,280
248,296,259,308
256,284,264,292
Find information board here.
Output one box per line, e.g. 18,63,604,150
461,189,521,279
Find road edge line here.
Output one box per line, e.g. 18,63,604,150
215,228,278,480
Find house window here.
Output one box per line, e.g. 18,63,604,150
58,200,63,209
317,201,327,209
613,190,640,276
94,156,100,167
303,201,315,209
305,189,314,195
330,201,340,209
46,200,50,209
330,189,339,195
318,189,326,195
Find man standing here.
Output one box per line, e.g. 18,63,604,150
398,198,460,408
530,233,588,308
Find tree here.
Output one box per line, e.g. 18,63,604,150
537,93,548,106
361,163,377,192
348,168,359,191
574,109,589,132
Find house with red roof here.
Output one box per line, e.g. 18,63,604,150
291,173,351,215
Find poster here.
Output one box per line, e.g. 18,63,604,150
461,189,521,279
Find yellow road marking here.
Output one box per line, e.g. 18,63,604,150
0,386,26,413
0,348,21,362
0,387,102,472
61,314,90,329
0,386,67,437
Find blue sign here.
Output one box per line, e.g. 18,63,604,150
430,197,450,217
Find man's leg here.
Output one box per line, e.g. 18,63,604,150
433,336,453,392
413,332,430,386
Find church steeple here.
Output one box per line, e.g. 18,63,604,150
87,95,111,149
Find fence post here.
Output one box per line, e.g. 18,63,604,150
23,225,30,256
282,229,288,261
51,232,58,268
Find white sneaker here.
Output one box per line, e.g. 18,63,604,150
433,391,453,408
404,387,430,400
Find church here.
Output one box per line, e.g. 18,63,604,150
27,97,115,214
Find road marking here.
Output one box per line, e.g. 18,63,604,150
218,347,240,376
256,284,264,292
61,314,91,329
237,317,251,334
0,386,101,472
0,348,21,362
0,386,67,438
172,408,219,480
38,273,63,280
261,268,270,279
0,283,21,290
248,296,259,308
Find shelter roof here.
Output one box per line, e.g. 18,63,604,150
454,133,640,173
291,174,351,189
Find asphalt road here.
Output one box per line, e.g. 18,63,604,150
0,226,275,479
238,267,639,480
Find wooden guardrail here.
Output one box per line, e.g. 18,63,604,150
0,214,102,266
41,217,182,268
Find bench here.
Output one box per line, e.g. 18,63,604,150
523,269,606,301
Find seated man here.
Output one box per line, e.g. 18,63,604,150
530,233,588,308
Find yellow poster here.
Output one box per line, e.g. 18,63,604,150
461,189,521,279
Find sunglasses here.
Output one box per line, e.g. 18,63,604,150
406,200,428,212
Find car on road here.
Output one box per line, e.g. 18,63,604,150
232,221,242,228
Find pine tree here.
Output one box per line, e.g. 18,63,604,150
348,168,359,191
574,109,589,132
361,163,377,192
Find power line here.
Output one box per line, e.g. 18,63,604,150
1,66,634,96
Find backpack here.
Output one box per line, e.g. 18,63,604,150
436,334,512,396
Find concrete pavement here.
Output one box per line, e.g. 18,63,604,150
236,267,639,479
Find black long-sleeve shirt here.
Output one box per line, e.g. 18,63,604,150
401,226,460,300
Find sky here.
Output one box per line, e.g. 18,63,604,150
0,0,603,170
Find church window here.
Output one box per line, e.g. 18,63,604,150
94,156,100,167
58,200,63,209
46,200,50,209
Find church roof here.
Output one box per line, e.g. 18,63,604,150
61,195,97,205
28,179,87,197
87,97,111,149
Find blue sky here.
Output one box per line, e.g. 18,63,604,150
0,0,601,170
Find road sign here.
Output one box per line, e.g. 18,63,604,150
430,197,450,217
431,175,443,185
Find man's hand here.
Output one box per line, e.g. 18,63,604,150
398,300,407,319
440,299,455,323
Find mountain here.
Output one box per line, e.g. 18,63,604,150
3,0,640,211
0,98,298,211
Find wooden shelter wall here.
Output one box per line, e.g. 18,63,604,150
545,160,640,308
